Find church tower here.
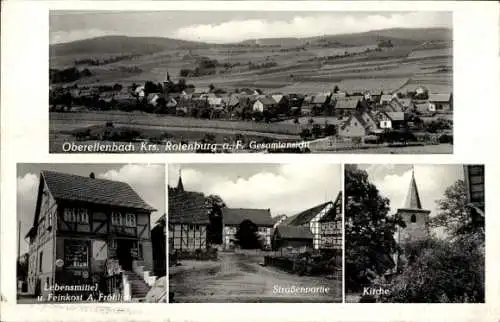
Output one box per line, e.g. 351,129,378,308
396,167,431,244
176,168,184,193
163,70,174,96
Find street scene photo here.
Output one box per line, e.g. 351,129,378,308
16,164,167,303
49,11,452,154
344,164,484,303
168,163,342,302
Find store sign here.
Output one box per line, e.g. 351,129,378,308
55,259,64,267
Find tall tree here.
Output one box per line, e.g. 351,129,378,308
430,179,483,238
17,253,29,281
234,220,262,249
344,165,404,291
205,195,225,245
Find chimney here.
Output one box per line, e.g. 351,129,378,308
89,172,95,179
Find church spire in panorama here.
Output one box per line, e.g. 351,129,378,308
177,168,184,193
404,166,422,209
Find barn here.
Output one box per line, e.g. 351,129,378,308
222,208,274,249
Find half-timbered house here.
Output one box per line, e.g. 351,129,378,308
279,197,341,250
222,208,274,249
168,175,274,252
25,171,157,300
168,181,209,252
318,192,342,252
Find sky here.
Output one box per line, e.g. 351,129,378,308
50,11,452,44
358,164,465,222
168,163,341,217
17,163,165,254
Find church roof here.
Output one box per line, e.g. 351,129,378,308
404,170,422,209
176,175,184,193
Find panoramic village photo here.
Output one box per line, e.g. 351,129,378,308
344,164,485,303
16,164,167,303
49,11,453,154
168,164,342,302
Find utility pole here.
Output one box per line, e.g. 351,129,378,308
18,220,21,259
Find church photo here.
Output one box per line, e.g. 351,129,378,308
344,164,485,303
168,163,343,303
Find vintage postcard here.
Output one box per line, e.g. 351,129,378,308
16,164,167,303
1,1,499,322
49,10,453,154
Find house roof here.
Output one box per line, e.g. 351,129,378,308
319,192,342,222
275,226,313,240
331,92,347,99
386,112,405,121
208,97,223,106
239,88,257,95
168,190,209,224
272,214,287,225
222,208,274,226
398,98,413,107
312,94,328,104
194,87,210,94
380,94,393,102
428,93,451,102
41,170,155,211
335,98,359,110
272,94,284,104
414,102,430,112
282,202,330,226
147,93,161,100
256,96,276,106
223,95,240,107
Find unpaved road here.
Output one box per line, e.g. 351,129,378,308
169,252,341,303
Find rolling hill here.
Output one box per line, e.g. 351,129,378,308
239,28,452,47
49,27,452,93
50,35,212,56
50,27,452,57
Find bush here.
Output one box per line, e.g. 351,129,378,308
324,124,337,136
300,128,311,140
379,237,484,303
439,134,453,144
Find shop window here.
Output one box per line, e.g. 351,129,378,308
64,240,88,269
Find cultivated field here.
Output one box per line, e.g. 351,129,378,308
51,28,453,94
50,28,453,154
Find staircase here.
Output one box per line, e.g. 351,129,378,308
123,271,152,302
